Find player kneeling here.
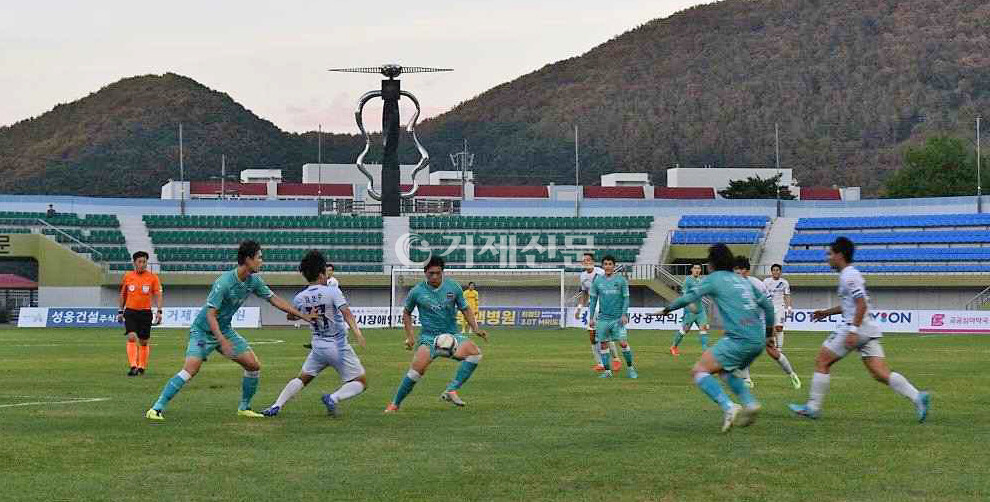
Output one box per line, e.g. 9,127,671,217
262,251,368,417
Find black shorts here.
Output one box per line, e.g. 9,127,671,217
124,309,154,340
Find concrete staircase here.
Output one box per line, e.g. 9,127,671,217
758,217,797,271
118,214,158,264
636,216,681,265
383,216,410,267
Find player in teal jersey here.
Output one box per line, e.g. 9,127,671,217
669,263,710,355
661,243,775,432
588,255,638,379
145,241,314,421
385,256,489,412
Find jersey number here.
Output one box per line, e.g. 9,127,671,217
307,304,331,331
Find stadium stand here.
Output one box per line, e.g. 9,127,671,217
785,213,990,273
0,211,129,268
143,215,384,273
407,216,651,267
671,215,770,245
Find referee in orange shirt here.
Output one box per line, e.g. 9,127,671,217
117,251,164,376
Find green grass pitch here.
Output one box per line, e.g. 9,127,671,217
0,327,987,501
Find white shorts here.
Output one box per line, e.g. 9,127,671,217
773,306,786,327
823,322,885,359
300,343,365,382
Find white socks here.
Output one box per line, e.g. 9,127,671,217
776,353,795,375
807,372,830,412
331,380,366,403
609,341,620,358
590,343,600,364
273,378,305,408
888,372,920,403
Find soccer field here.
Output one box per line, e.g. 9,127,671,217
0,327,986,501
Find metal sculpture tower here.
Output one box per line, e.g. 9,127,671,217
329,64,451,216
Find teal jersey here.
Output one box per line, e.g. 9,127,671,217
589,273,629,320
668,270,773,343
404,278,468,336
683,275,706,314
191,269,274,333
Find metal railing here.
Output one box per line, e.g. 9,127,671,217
966,284,990,310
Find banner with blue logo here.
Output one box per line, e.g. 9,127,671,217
18,307,261,328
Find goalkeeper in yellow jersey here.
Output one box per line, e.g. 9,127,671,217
463,282,480,333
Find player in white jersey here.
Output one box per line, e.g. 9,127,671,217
734,257,801,389
301,262,341,340
789,237,930,422
763,264,792,347
576,253,621,372
263,251,367,417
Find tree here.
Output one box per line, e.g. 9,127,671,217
718,173,795,199
884,136,982,198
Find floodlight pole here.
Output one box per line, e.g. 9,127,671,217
574,124,580,218
179,123,185,215
775,122,782,217
978,116,982,213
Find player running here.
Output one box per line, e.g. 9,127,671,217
118,251,163,376
734,257,801,389
576,253,622,371
385,256,488,412
262,251,367,418
145,240,314,421
660,244,775,432
789,237,931,422
669,263,710,356
589,255,637,379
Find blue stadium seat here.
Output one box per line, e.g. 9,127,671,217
672,230,762,244
678,215,770,229
790,231,990,246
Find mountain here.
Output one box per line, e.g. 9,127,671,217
3,0,989,196
0,73,366,196
420,0,990,193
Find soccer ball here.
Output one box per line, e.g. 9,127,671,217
433,333,459,358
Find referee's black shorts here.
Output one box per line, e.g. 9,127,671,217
124,309,154,340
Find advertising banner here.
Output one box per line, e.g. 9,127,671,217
18,307,261,328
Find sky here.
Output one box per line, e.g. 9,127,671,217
0,1,716,133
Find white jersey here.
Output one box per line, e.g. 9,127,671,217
747,275,768,296
838,265,881,337
763,277,791,307
293,284,349,349
326,277,339,288
579,267,605,293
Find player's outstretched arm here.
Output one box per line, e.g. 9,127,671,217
462,307,488,342
812,305,842,320
340,306,365,348
269,295,314,322
663,279,714,315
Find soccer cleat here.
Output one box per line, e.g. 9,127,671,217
789,372,802,389
145,408,164,421
626,367,638,379
322,394,338,417
384,403,399,413
722,403,741,433
669,346,680,356
440,390,466,407
592,363,606,373
127,367,138,377
735,403,761,428
303,343,313,349
261,406,281,417
744,377,755,388
788,403,820,419
610,359,622,372
916,392,931,423
237,409,265,418
599,370,613,379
